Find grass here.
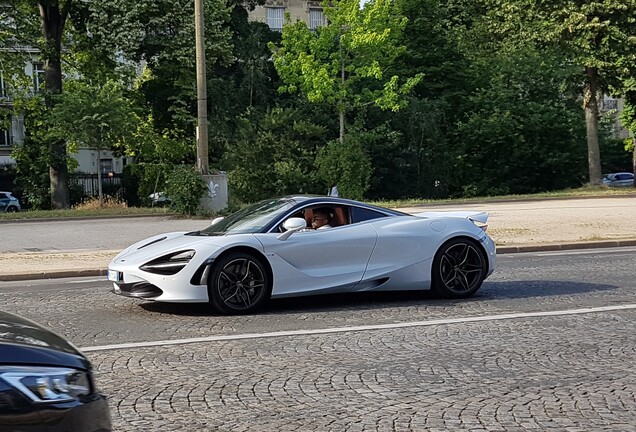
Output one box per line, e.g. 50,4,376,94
1,185,635,220
0,196,174,220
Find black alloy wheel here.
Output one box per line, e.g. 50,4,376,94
6,206,18,212
208,252,271,314
431,238,487,298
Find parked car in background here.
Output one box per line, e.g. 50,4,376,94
0,310,112,432
602,172,634,187
149,191,170,206
0,191,21,212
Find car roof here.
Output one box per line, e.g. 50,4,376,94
282,195,407,215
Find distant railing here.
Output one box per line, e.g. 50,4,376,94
72,173,123,197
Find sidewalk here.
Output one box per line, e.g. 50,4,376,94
2,196,636,281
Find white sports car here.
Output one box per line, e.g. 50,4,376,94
108,196,496,314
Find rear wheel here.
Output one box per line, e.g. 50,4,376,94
431,238,487,298
208,252,271,315
6,206,18,213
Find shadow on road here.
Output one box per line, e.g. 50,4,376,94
139,280,618,317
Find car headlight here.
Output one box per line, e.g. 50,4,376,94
0,366,91,403
140,250,196,275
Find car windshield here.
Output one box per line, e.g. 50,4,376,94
193,198,296,236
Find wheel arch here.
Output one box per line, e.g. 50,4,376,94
190,245,273,287
211,246,273,286
434,235,490,277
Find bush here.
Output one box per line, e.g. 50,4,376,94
165,165,207,215
316,136,372,200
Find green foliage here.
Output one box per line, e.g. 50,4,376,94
316,134,372,200
271,0,422,139
85,0,233,143
454,46,587,195
8,97,52,210
222,107,328,202
125,112,193,164
49,79,137,154
12,137,50,210
122,163,173,206
165,165,207,215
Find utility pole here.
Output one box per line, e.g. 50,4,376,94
194,0,209,175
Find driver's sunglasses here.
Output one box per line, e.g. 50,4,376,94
312,217,327,221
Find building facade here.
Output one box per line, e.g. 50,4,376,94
248,0,325,32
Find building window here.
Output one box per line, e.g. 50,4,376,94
266,7,284,31
309,9,324,30
100,158,113,174
33,62,45,93
0,128,12,147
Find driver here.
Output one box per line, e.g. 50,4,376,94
311,208,332,230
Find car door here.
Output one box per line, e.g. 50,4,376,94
254,223,378,297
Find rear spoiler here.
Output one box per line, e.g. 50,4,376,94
414,210,489,225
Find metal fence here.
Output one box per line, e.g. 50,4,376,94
72,173,123,197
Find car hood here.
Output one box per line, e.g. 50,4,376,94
111,231,226,266
0,311,88,369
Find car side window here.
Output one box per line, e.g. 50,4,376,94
0,193,7,199
351,206,389,223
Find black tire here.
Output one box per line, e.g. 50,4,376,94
208,252,271,315
431,237,487,298
6,206,18,213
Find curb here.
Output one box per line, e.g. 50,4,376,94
2,239,635,282
0,268,108,282
496,239,636,254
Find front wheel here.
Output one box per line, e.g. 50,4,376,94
431,238,487,298
208,252,271,315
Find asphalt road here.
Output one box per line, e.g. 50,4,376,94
2,247,635,431
1,216,207,253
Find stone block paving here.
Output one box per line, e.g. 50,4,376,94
90,311,636,432
2,246,636,431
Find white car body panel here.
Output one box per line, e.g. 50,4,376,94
255,223,377,298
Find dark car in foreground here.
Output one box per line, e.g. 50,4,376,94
0,310,111,432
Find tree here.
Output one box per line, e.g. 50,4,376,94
49,79,137,205
483,0,636,185
84,0,233,158
270,0,422,144
222,107,328,202
1,0,95,208
36,0,73,208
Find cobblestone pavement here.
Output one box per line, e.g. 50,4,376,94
93,311,636,432
1,248,635,431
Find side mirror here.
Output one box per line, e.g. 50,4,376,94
210,216,225,226
277,217,308,241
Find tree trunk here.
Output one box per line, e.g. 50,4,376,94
38,0,70,209
583,66,602,185
339,110,344,144
339,31,345,144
